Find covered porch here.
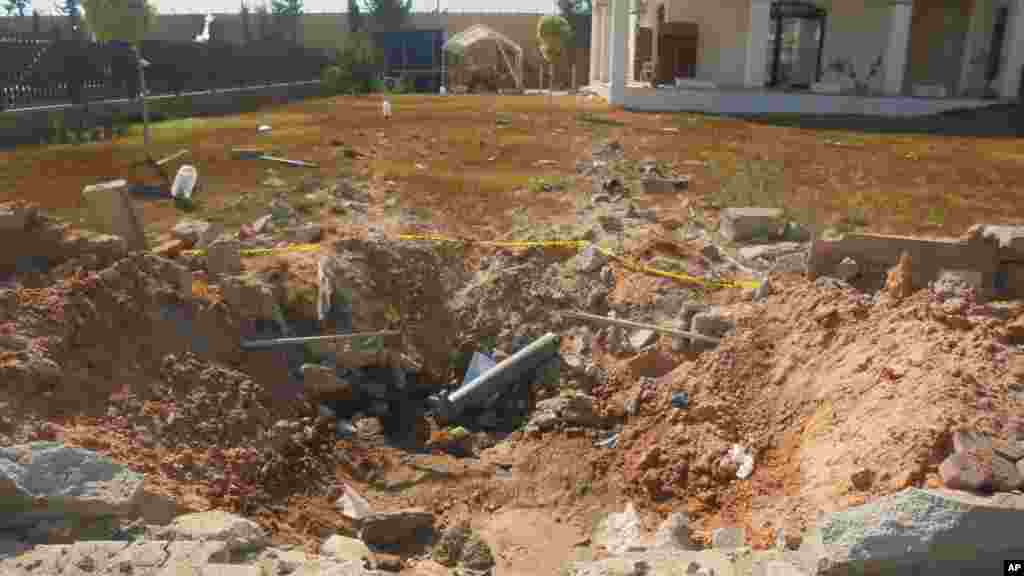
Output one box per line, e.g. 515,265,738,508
588,0,1024,116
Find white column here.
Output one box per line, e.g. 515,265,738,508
999,0,1024,99
627,10,638,83
599,6,610,82
590,8,601,83
744,0,773,87
608,0,629,103
883,0,914,96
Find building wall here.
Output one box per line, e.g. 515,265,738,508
906,0,973,95
655,0,749,86
1,12,589,90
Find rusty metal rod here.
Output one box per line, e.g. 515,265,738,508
562,310,721,344
241,330,401,350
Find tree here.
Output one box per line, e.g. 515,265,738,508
537,14,572,89
347,0,362,33
270,0,301,42
4,0,30,17
80,0,156,44
54,0,82,40
557,0,590,46
240,1,251,43
364,0,410,31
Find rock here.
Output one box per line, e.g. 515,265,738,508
460,531,495,571
432,520,492,570
207,239,242,279
690,311,734,352
172,219,213,247
884,251,914,299
711,526,746,549
652,513,693,550
799,487,1024,575
359,509,435,547
593,503,642,556
220,275,279,320
152,510,267,553
283,223,323,245
737,242,804,263
718,207,784,243
565,548,778,576
701,244,723,262
81,180,147,252
576,244,608,273
302,364,353,396
835,257,859,281
335,484,373,522
534,392,600,428
629,329,657,352
320,534,372,565
0,443,144,530
641,177,689,195
373,552,403,571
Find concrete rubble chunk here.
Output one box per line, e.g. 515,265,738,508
171,219,213,247
303,364,353,396
0,442,145,530
359,508,435,547
593,503,642,556
798,488,1024,575
738,242,805,264
652,512,694,550
576,244,608,273
150,510,268,553
335,484,373,521
719,207,785,243
207,239,242,279
711,526,746,549
320,534,372,565
81,179,148,252
532,392,600,428
629,328,657,352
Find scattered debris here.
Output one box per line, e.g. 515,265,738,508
564,310,721,346
170,165,198,200
593,503,642,555
260,155,319,168
670,392,689,409
719,444,755,480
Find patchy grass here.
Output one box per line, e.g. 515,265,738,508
1,94,1023,240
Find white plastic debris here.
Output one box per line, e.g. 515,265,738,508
382,99,392,119
170,165,197,200
257,124,272,133
727,444,755,479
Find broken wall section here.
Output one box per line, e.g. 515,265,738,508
807,225,1024,301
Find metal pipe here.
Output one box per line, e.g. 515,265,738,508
562,310,721,344
428,332,560,423
241,330,401,350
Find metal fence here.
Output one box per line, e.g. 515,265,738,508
1,35,331,111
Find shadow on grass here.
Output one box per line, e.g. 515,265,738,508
737,102,1024,138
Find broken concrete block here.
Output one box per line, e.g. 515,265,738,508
319,534,372,564
335,484,372,522
207,239,242,279
150,510,267,554
718,207,784,243
835,257,859,281
690,311,734,351
711,526,746,549
629,329,657,352
81,179,147,252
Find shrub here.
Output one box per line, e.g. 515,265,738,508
323,32,380,95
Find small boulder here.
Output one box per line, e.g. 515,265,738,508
151,510,267,553
711,526,745,549
629,329,657,352
319,534,372,565
359,509,434,547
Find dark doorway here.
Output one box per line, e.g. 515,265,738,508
658,21,698,84
768,1,827,90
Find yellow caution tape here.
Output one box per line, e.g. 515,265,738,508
399,234,760,290
181,243,323,257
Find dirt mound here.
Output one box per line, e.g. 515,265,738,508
605,275,1023,546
